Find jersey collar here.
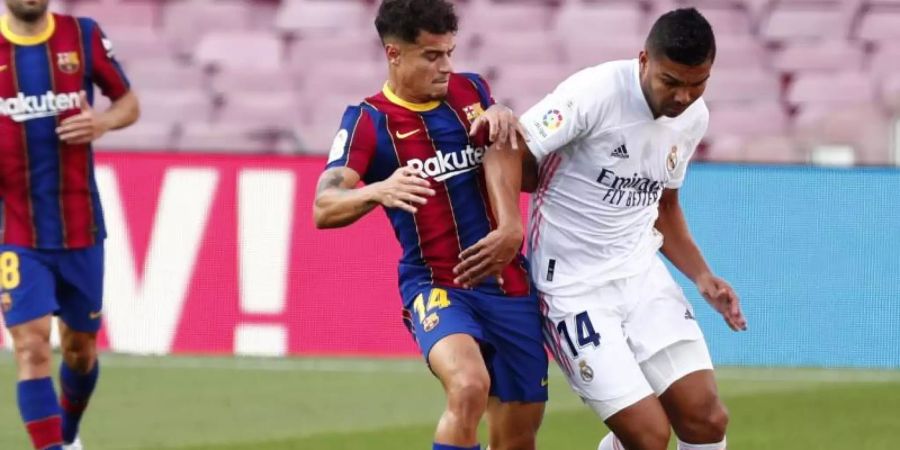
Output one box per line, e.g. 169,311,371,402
0,13,55,46
382,82,441,112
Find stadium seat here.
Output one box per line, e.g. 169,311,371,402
194,32,284,71
794,105,892,165
289,34,384,65
125,61,207,91
703,69,781,105
211,68,300,96
217,92,303,130
275,0,372,36
70,0,160,28
177,122,281,153
99,26,174,65
713,36,771,70
300,61,385,102
562,35,644,70
475,32,564,67
771,40,866,73
553,3,645,38
869,43,900,75
705,101,790,141
161,1,258,57
881,72,900,112
760,5,850,41
489,64,570,113
94,121,177,151
463,1,555,32
855,7,900,42
136,89,215,123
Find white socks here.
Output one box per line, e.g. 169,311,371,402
677,437,727,450
597,432,625,450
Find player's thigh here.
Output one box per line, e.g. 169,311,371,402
0,245,57,330
479,292,548,404
403,287,488,383
542,294,651,420
55,243,104,334
428,333,490,396
646,340,724,436
486,397,544,449
625,257,705,364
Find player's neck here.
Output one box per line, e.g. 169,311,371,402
4,13,51,37
385,78,431,105
639,82,662,120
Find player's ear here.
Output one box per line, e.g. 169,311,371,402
638,50,649,76
385,43,401,66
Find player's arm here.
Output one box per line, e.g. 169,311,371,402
57,90,139,145
454,138,525,287
313,166,435,229
656,189,747,331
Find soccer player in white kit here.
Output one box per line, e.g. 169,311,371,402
521,9,747,450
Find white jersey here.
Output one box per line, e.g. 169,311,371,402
521,59,709,296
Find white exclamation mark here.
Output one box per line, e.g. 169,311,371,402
234,169,295,357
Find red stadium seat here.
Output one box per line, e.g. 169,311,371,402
194,32,284,70
703,68,781,105
771,40,865,74
760,5,850,41
275,0,372,37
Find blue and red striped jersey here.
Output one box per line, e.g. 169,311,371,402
0,13,130,249
326,73,531,301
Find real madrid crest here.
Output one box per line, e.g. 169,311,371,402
578,360,594,382
57,51,80,74
667,145,679,173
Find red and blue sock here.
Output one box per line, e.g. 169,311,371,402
17,377,63,450
433,444,480,450
60,360,99,444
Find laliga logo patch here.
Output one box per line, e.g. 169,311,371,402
542,109,563,131
667,146,679,173
328,129,349,164
57,52,80,74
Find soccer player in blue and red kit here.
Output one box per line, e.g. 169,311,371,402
313,1,546,449
0,0,139,448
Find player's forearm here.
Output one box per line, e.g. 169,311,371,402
483,141,524,234
99,91,140,131
656,199,712,283
313,185,380,229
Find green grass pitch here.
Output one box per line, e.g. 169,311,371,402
1,353,898,449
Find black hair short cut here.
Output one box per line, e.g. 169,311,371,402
645,8,716,66
375,0,459,44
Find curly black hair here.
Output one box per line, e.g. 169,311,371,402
375,0,458,44
646,8,716,66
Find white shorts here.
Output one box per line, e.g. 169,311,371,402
540,256,714,420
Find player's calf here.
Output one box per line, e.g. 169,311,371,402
59,326,101,444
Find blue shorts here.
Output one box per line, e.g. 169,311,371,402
0,244,104,332
403,286,548,403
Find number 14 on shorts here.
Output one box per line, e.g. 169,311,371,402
557,311,601,357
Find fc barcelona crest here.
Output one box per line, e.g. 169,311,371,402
463,103,484,123
1,292,11,313
57,52,80,74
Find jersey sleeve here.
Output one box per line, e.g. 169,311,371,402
459,72,495,109
519,69,602,162
325,105,378,178
84,19,130,101
666,101,709,189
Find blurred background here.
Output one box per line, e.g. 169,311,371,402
0,0,898,449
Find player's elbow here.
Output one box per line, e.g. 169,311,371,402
312,206,334,229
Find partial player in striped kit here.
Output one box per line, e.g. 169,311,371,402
0,0,139,448
313,2,547,449
516,8,747,450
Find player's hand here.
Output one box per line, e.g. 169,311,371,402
372,166,436,214
469,104,527,151
696,272,747,332
56,91,108,145
453,225,523,288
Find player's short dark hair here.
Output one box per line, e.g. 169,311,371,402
645,8,716,66
375,0,458,44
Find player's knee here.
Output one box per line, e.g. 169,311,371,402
14,333,52,369
62,340,97,374
446,372,490,417
676,401,729,443
632,424,671,450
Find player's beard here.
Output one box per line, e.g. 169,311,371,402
6,0,49,23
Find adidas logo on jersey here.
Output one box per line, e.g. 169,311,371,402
407,145,486,182
0,91,81,122
611,144,629,159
